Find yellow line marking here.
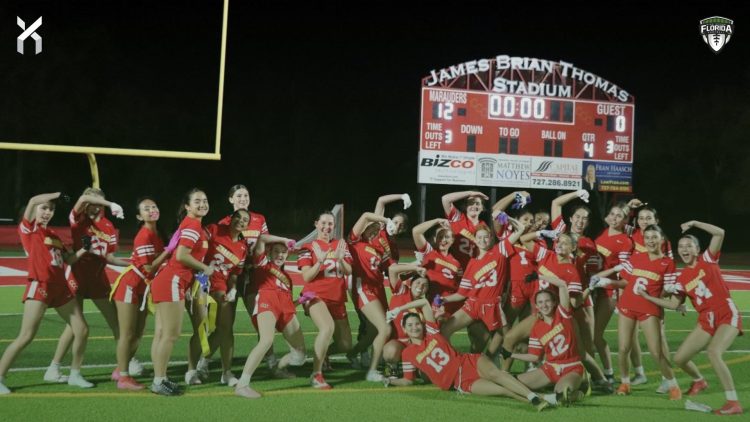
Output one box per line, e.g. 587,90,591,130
644,354,750,377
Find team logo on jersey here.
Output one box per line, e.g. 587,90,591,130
700,17,734,53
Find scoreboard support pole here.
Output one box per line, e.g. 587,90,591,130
490,188,497,208
419,184,427,223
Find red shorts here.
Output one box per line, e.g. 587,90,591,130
209,277,228,295
111,268,147,305
151,269,193,303
252,290,297,331
461,298,506,331
453,354,482,393
72,265,111,299
304,297,347,320
353,278,387,309
428,290,463,317
618,306,660,322
541,361,584,384
510,279,535,310
698,305,744,336
22,280,74,308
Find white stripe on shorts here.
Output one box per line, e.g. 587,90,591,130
171,275,180,302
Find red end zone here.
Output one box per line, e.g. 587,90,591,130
1,257,749,290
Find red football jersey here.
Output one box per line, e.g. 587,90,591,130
348,232,386,288
458,238,514,302
533,245,582,296
372,229,398,269
69,209,118,278
18,218,67,284
595,229,632,270
389,278,423,339
529,305,580,364
130,226,165,278
575,236,599,285
402,322,462,390
619,253,676,315
218,211,269,252
630,228,674,259
674,250,735,314
253,252,294,295
298,239,353,303
160,216,209,282
509,243,538,283
446,205,480,269
418,243,461,294
205,224,248,286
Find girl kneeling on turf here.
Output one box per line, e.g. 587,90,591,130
235,234,306,398
511,275,585,407
382,263,429,367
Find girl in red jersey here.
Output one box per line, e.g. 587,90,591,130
512,275,585,407
590,224,681,399
382,263,429,365
385,296,549,411
412,218,462,318
440,220,524,357
0,193,91,394
110,197,170,390
298,211,353,389
441,190,490,269
235,234,306,399
149,188,213,396
45,188,130,383
184,209,249,386
346,212,393,381
373,193,411,264
639,221,743,415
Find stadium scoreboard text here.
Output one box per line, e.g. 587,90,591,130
418,55,634,192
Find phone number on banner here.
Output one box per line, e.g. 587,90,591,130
532,179,581,188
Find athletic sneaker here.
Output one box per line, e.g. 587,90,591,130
151,380,181,396
557,388,571,407
366,370,384,382
605,374,616,385
117,376,145,391
128,358,144,377
111,369,121,381
185,370,202,385
669,385,683,401
616,383,631,396
0,381,10,395
196,357,210,380
68,372,94,388
656,378,670,394
265,354,279,370
43,365,68,383
273,367,296,379
714,401,743,416
235,385,261,399
346,352,362,370
310,372,332,390
221,372,239,387
593,379,614,394
687,379,708,396
531,396,550,412
632,374,648,385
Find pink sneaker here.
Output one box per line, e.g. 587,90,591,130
111,369,121,381
310,372,332,390
117,376,145,391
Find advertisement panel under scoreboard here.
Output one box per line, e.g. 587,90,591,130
418,55,635,192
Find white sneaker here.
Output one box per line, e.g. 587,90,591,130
366,370,384,382
196,357,210,380
632,374,648,385
0,380,10,395
656,378,670,394
43,365,68,383
265,354,279,370
185,370,202,385
67,372,94,388
128,358,144,376
220,372,239,387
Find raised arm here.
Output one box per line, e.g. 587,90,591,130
73,194,124,219
492,191,529,213
682,220,724,256
352,212,389,237
374,194,409,215
255,233,295,257
539,274,570,310
550,190,588,223
387,263,424,289
23,192,62,221
411,218,448,251
441,190,488,216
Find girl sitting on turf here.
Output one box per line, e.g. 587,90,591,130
0,192,91,394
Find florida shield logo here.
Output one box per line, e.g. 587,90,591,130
700,17,734,53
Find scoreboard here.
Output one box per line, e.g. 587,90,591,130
418,55,635,192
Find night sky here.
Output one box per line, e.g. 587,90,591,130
1,0,748,250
